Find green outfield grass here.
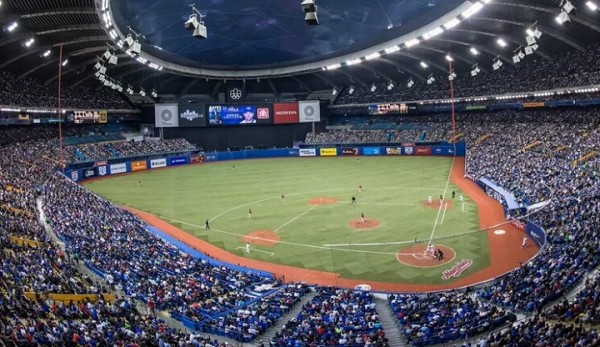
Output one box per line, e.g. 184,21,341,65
84,157,489,285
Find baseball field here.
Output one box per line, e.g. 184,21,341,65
83,156,505,287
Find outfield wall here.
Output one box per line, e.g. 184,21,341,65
65,143,465,182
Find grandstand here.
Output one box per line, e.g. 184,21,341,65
1,0,600,346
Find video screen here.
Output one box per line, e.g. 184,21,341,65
208,105,256,125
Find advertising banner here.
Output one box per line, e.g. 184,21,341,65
84,168,96,178
273,102,300,124
368,103,409,115
298,100,321,123
94,161,108,167
415,147,431,156
178,103,207,127
342,148,359,156
404,146,414,155
208,105,256,125
319,148,337,156
386,147,402,155
523,102,545,108
526,220,547,247
362,147,381,156
299,148,316,157
150,158,167,168
109,163,127,174
169,156,187,166
69,170,80,182
97,166,108,176
155,104,179,128
131,160,148,172
190,154,204,163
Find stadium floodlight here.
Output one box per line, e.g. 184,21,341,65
62,59,68,66
94,71,101,79
331,87,337,96
427,75,435,85
139,88,146,97
186,4,208,38
471,65,481,77
420,61,428,68
99,65,107,74
98,74,106,82
404,38,420,48
370,84,377,92
108,55,118,65
587,1,598,11
445,54,454,62
387,81,394,90
497,38,507,47
103,49,112,60
492,58,503,70
518,50,525,59
470,47,479,55
448,71,457,81
130,41,141,53
562,0,575,13
512,54,521,63
124,34,134,46
151,89,158,98
524,46,534,55
348,86,355,95
24,38,34,47
7,22,17,32
126,85,133,94
301,0,319,25
42,50,51,57
407,79,414,88
94,61,102,70
556,11,570,24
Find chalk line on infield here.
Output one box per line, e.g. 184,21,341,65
274,205,319,232
236,247,275,256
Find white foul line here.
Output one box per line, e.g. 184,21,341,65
438,203,448,225
274,205,319,232
428,157,455,244
236,247,275,256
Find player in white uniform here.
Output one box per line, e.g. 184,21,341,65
428,195,433,204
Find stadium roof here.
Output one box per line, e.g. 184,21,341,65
1,0,599,99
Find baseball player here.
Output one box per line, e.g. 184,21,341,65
248,208,252,218
280,194,286,202
522,236,528,249
245,242,251,254
205,219,210,230
351,196,356,204
360,212,365,223
428,195,433,204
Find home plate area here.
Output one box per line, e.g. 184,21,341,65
396,244,456,268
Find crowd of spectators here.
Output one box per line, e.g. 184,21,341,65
271,288,388,346
305,125,447,145
0,70,134,109
549,271,600,325
388,292,514,346
334,43,600,105
70,138,196,162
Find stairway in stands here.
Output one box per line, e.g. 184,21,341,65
256,291,317,344
375,296,408,347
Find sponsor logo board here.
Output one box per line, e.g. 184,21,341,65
299,148,316,157
150,158,167,168
319,148,337,156
169,157,187,165
342,148,359,156
415,146,431,156
97,166,107,176
442,259,473,280
131,160,148,172
110,163,127,174
510,218,526,231
155,104,179,128
273,103,300,124
363,147,381,156
354,284,372,291
404,146,414,155
298,100,320,123
70,171,79,181
84,169,95,178
386,147,401,155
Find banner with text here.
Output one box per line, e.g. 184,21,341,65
299,100,321,123
385,147,402,155
131,160,148,171
319,148,337,156
155,104,179,128
273,102,300,124
150,158,167,168
299,148,316,157
109,163,127,174
342,148,359,156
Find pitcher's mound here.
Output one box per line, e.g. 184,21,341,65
420,200,453,209
240,230,280,246
348,219,380,230
308,197,338,205
396,244,456,268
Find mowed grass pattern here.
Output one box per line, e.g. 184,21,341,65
85,157,489,285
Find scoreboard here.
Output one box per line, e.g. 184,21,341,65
73,110,108,124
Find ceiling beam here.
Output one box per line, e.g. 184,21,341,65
267,79,279,96
430,38,514,65
210,80,223,99
177,78,200,98
20,46,107,78
379,58,426,81
291,76,313,92
0,24,102,49
1,35,108,70
449,28,551,60
472,16,585,52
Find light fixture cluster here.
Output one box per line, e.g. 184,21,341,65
102,46,118,65
322,0,492,71
492,57,503,71
426,74,435,85
471,64,481,76
407,79,415,88
184,4,208,39
301,0,319,25
556,0,575,25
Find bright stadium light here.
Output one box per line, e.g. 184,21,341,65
62,59,68,66
407,79,414,88
497,38,507,47
42,50,51,57
587,1,598,11
23,38,34,47
370,84,377,92
470,47,480,55
420,61,428,68
7,22,18,32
